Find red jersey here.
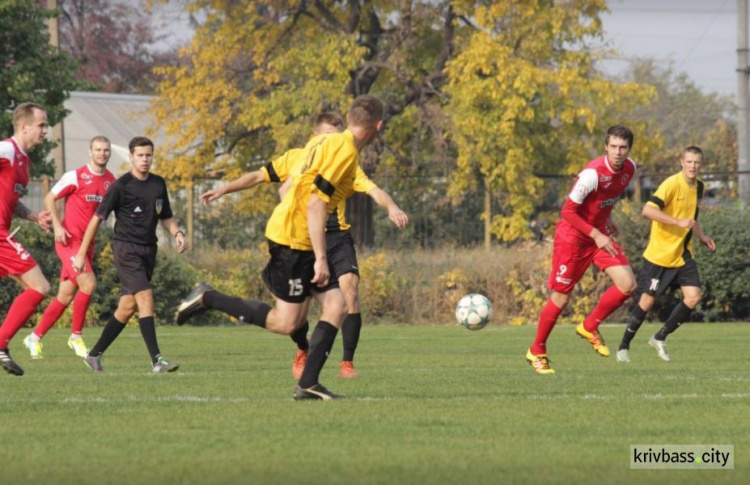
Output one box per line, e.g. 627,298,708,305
51,165,116,242
556,155,636,244
0,138,31,237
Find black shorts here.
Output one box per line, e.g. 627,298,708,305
637,258,701,297
262,241,317,303
113,240,157,296
326,230,359,281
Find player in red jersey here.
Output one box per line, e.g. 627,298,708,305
22,136,116,360
526,125,638,374
0,102,53,376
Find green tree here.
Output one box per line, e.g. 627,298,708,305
1,0,89,176
621,59,737,199
444,0,658,244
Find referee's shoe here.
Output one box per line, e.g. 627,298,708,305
175,282,214,325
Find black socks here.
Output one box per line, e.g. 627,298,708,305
341,313,362,361
298,321,338,388
655,301,693,341
203,291,271,327
619,305,648,350
89,315,126,357
139,316,161,364
290,320,310,351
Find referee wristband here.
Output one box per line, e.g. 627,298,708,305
174,230,185,238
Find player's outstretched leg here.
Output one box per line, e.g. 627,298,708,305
175,282,215,325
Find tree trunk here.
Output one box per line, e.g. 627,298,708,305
348,192,374,247
186,182,194,249
484,176,491,250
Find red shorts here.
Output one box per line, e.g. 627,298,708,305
0,234,38,278
56,241,94,283
547,236,630,293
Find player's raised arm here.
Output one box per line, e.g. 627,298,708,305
200,170,267,205
368,187,408,229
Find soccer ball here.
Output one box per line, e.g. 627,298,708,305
455,293,493,331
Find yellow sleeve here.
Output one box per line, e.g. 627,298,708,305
353,165,378,194
647,176,676,210
259,166,272,183
309,136,352,205
265,148,305,183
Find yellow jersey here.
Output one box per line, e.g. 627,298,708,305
643,173,704,268
264,130,363,250
261,134,377,234
260,135,324,183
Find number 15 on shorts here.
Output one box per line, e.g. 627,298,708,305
288,278,303,296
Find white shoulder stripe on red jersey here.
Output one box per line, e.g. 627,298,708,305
568,168,599,204
51,170,79,195
0,140,16,166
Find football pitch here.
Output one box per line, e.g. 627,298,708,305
2,323,747,484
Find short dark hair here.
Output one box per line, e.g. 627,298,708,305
13,102,46,130
129,136,154,154
314,112,344,130
90,135,111,148
348,95,384,128
684,145,703,157
605,125,634,149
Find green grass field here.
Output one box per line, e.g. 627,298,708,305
1,323,747,484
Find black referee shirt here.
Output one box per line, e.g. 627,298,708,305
96,172,174,246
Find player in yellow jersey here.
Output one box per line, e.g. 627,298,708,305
278,151,408,380
188,112,408,380
176,95,385,400
616,146,716,362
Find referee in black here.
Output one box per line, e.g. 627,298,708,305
73,136,187,373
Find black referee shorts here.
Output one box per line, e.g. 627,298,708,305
113,240,158,296
637,258,701,297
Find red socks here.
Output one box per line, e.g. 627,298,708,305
71,292,92,334
583,286,631,333
0,289,45,348
34,298,67,338
531,299,564,355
